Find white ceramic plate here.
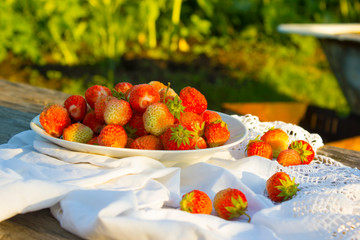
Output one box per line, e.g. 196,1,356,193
30,112,248,167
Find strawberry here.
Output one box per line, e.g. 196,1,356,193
161,124,196,150
201,110,221,127
129,84,160,113
180,190,212,215
148,81,167,92
179,86,207,114
85,85,112,109
179,112,205,137
260,128,289,158
143,102,175,136
104,98,133,125
63,95,87,122
266,172,299,202
87,135,99,145
130,135,163,150
39,104,71,138
195,136,207,149
204,119,230,148
94,95,114,122
213,188,250,222
126,112,148,138
289,140,315,164
63,123,93,143
159,86,178,102
125,137,134,148
246,139,273,159
164,95,185,120
277,149,302,166
114,82,133,93
82,110,106,134
97,124,127,148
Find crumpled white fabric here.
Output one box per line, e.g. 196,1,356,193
0,114,359,240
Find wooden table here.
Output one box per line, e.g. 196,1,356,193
0,79,359,239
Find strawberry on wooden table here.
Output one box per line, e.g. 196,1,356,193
130,135,163,150
180,190,212,215
39,104,71,138
143,102,174,136
289,140,315,164
129,84,160,113
63,95,87,122
63,123,93,143
213,188,251,222
261,128,289,158
204,119,230,148
97,124,127,148
277,149,302,166
266,172,299,203
179,86,207,114
246,139,273,160
84,85,112,109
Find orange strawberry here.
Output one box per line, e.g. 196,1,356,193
143,102,175,136
277,149,302,166
130,135,163,150
82,110,106,134
39,104,71,138
260,128,289,158
201,110,221,127
266,172,299,202
87,135,99,145
179,112,205,137
180,190,212,215
213,188,250,222
126,112,148,138
246,139,273,159
63,95,87,122
204,119,230,148
179,86,207,114
159,86,178,102
148,81,167,92
63,123,93,143
94,95,114,122
195,136,207,149
161,124,196,150
114,82,133,94
289,140,315,164
85,85,112,109
129,84,160,113
97,124,127,148
104,98,133,125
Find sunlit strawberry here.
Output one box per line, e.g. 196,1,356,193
161,124,196,150
180,190,212,215
104,98,133,126
39,104,71,138
63,95,87,122
266,172,299,203
148,81,167,92
165,95,185,120
82,110,106,134
85,85,112,109
130,135,163,150
288,140,315,164
277,149,302,166
97,124,127,148
126,112,147,138
94,95,114,122
63,123,93,143
195,136,207,149
179,86,207,114
179,112,205,137
246,138,273,159
129,84,160,113
114,82,133,94
201,110,221,127
261,128,289,158
159,86,178,102
204,119,230,148
143,102,175,136
87,135,99,145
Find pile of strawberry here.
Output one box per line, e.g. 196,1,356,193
39,81,230,150
246,128,315,166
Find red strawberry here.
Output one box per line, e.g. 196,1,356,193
114,82,133,93
261,128,289,158
204,120,230,148
39,104,71,138
195,136,207,149
85,85,112,109
64,95,87,122
246,139,273,160
148,81,167,92
94,95,114,122
180,190,212,215
87,135,99,145
266,172,299,202
125,137,134,148
130,135,163,150
201,110,221,127
63,123,93,143
213,188,250,222
126,112,148,138
129,84,160,113
179,86,207,114
161,124,196,150
104,98,133,125
143,102,175,136
277,149,302,166
289,140,315,164
159,86,178,102
82,110,106,134
179,112,205,137
97,124,127,148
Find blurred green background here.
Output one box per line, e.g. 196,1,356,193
0,0,358,112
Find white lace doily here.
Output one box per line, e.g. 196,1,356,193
231,114,360,239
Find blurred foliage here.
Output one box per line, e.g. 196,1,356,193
0,0,359,113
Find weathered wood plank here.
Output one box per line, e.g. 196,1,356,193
317,145,360,169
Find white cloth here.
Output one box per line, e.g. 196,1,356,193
0,115,359,240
